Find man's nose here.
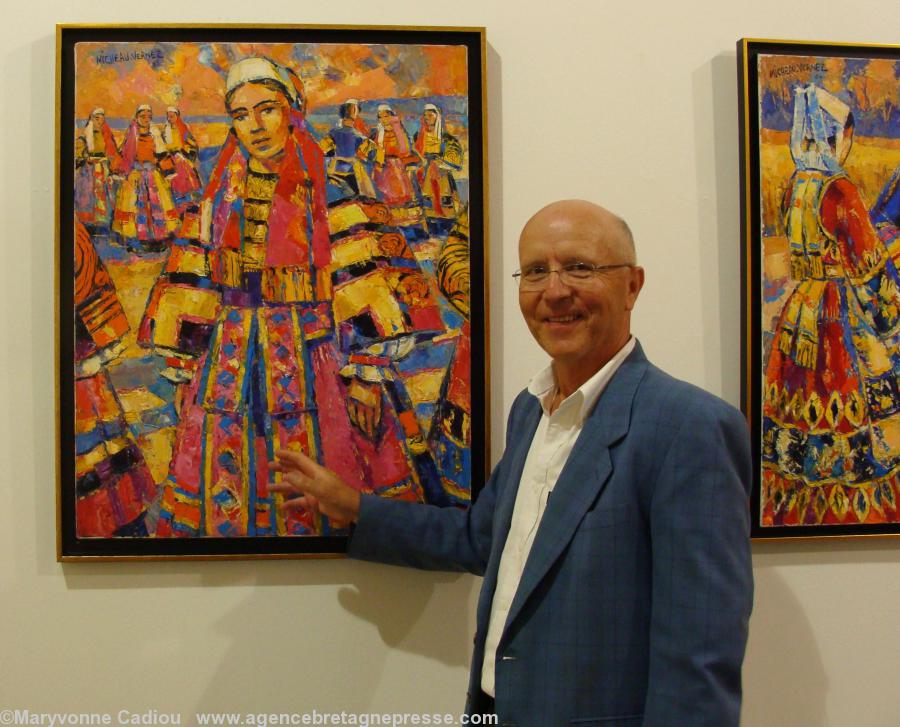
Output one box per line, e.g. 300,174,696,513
542,270,574,298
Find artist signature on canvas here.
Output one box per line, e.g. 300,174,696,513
94,49,164,65
769,62,827,79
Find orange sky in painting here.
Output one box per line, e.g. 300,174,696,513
74,41,469,120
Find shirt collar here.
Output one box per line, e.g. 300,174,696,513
527,336,636,423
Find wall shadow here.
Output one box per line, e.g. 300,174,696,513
190,563,477,715
691,51,742,407
26,31,59,577
486,41,505,465
742,566,827,727
752,537,900,565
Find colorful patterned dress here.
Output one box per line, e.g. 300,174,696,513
73,219,157,536
762,170,900,525
372,112,420,207
74,120,121,231
320,120,376,200
112,120,180,250
161,114,203,213
431,210,473,505
155,123,445,537
414,111,463,235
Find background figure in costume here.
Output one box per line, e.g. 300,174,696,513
136,109,218,396
136,203,220,398
762,85,900,526
344,98,370,137
112,103,180,252
370,104,429,238
154,58,446,537
325,185,451,507
430,208,472,504
73,218,157,536
414,103,462,236
75,107,122,234
320,100,377,201
161,106,203,214
371,104,417,205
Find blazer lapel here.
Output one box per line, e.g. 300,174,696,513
501,344,649,638
482,396,541,597
491,399,542,557
474,396,542,633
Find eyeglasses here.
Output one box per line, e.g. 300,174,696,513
512,262,633,290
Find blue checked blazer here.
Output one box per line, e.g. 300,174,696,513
349,342,753,726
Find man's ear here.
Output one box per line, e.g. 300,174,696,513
624,266,645,311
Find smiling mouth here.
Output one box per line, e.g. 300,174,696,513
545,315,581,323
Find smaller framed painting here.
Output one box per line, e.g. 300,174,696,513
57,24,488,559
738,38,900,539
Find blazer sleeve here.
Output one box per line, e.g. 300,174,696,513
641,393,754,727
347,390,532,575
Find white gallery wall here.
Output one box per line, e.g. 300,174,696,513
0,2,897,725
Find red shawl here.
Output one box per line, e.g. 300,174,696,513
97,123,123,173
202,117,331,270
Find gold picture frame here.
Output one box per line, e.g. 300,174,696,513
57,24,489,559
738,38,900,539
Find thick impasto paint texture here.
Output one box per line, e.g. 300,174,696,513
757,54,900,527
72,41,474,538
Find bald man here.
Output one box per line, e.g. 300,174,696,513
273,200,753,726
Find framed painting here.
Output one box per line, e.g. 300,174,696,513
56,24,488,559
738,38,900,539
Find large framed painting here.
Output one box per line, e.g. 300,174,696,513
56,24,488,559
738,38,900,539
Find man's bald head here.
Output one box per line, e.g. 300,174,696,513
516,199,645,394
519,199,636,265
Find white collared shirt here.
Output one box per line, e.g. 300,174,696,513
480,337,636,696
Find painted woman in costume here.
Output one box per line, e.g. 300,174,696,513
74,218,157,536
161,106,202,214
320,100,377,201
762,85,900,526
155,58,445,537
135,106,207,390
414,103,463,236
345,98,370,137
111,104,180,251
371,104,420,207
74,108,122,233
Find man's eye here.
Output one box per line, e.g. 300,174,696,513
565,262,594,278
522,266,549,279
